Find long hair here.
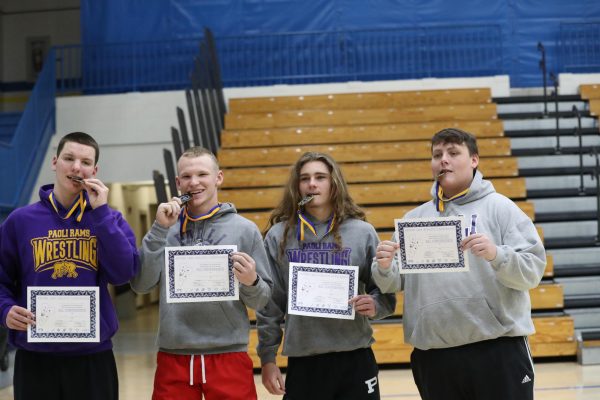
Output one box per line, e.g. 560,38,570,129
264,152,366,255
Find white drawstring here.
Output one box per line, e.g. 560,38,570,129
201,354,206,384
189,355,194,386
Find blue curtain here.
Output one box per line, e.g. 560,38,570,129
81,0,600,87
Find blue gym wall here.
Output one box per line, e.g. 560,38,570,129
81,0,600,87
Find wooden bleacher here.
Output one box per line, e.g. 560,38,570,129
220,177,526,210
241,200,534,233
226,104,497,130
579,84,600,117
580,83,600,100
222,120,504,148
589,99,600,117
229,88,493,113
222,157,518,188
220,87,575,368
218,137,511,167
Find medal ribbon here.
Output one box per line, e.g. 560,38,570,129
180,203,221,234
435,181,469,212
297,212,335,241
49,191,87,222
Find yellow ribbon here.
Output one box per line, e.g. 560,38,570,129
435,182,469,212
49,191,87,222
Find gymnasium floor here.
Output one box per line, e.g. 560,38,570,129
0,304,598,399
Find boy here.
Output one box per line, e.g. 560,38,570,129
0,131,140,400
131,146,272,400
372,128,546,400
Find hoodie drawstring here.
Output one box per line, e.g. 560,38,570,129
189,355,194,386
201,354,206,384
189,354,207,386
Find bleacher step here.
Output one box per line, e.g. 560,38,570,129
525,174,596,192
505,127,599,138
520,166,595,177
510,135,600,151
514,147,600,157
577,329,600,365
518,154,595,170
493,94,582,104
528,187,597,198
532,196,596,213
565,294,600,309
549,247,600,266
544,236,598,249
497,101,588,114
566,308,600,330
499,110,592,120
556,276,600,298
536,211,597,223
503,117,597,132
554,264,600,278
539,221,598,241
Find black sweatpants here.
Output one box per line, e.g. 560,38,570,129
411,336,534,400
284,347,380,400
14,349,118,400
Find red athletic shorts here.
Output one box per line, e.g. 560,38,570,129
152,351,257,400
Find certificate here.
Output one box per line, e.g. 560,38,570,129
288,262,359,320
395,216,469,273
165,245,238,303
27,286,99,343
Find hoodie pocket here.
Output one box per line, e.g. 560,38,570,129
218,302,247,332
408,297,507,349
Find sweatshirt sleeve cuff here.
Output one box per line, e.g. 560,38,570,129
1,305,13,328
149,221,170,237
259,353,277,366
489,246,507,270
372,258,397,277
89,203,111,223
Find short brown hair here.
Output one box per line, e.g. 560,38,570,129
57,132,100,165
431,128,478,156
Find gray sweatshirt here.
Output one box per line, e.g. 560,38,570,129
257,216,396,364
131,203,272,354
372,171,546,350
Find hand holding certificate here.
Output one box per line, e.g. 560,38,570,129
395,216,469,273
165,245,238,303
27,286,99,343
288,262,358,320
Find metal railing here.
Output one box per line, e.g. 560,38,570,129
537,42,548,116
55,24,503,94
55,39,200,94
153,29,225,203
0,50,56,216
590,147,600,243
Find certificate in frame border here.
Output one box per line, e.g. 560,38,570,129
288,262,359,320
165,245,238,303
395,216,469,273
27,286,100,343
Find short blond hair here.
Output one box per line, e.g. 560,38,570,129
179,146,219,171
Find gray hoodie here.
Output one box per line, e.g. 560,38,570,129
257,216,396,364
131,202,272,354
371,171,546,350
